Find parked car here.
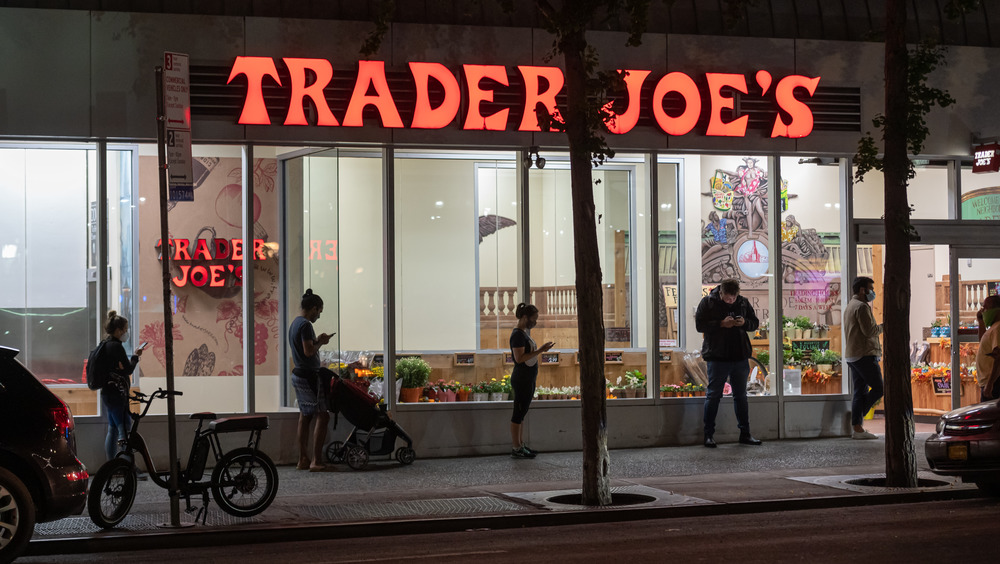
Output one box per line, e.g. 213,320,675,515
925,398,1000,495
0,346,88,563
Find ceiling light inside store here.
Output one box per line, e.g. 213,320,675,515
435,201,444,207
1,244,16,259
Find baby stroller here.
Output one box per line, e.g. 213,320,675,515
325,376,416,470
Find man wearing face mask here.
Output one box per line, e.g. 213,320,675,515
844,276,884,439
974,295,1000,401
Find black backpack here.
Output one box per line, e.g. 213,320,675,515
86,339,109,390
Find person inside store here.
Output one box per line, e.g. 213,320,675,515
97,311,144,461
509,302,555,459
975,295,1000,401
289,289,334,471
843,276,884,440
695,278,762,448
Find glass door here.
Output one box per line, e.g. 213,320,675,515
948,247,1000,410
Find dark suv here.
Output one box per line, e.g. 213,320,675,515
0,346,88,562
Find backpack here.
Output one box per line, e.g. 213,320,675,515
86,339,109,390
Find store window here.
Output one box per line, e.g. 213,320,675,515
0,143,104,416
689,155,771,397
656,160,681,395
392,150,515,401
960,163,1000,220
853,161,951,219
779,157,845,396
135,144,248,415
528,156,645,399
280,148,384,409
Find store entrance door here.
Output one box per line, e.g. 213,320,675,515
947,246,1000,410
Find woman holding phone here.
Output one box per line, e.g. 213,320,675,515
100,311,144,461
288,289,334,471
509,302,554,459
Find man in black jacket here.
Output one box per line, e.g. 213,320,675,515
695,278,763,448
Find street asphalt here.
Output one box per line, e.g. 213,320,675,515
26,426,989,557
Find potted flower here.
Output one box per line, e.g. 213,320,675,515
397,356,431,402
794,316,814,339
812,349,841,374
456,383,472,402
623,369,646,398
472,381,489,401
500,374,512,400
692,383,706,396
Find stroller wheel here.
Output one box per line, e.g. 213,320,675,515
346,446,369,470
395,447,416,465
325,441,346,464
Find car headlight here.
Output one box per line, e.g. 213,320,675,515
936,419,945,434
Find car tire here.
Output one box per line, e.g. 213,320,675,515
0,466,36,564
974,479,1000,497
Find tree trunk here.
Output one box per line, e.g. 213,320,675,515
881,0,918,488
562,30,611,506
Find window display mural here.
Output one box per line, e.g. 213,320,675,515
701,157,770,329
137,150,280,414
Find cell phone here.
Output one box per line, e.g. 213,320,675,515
137,342,149,350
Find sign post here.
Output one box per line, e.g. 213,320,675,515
156,60,186,530
164,52,194,201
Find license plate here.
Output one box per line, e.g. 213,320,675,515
947,443,969,461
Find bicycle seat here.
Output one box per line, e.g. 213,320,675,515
190,412,217,420
209,415,269,433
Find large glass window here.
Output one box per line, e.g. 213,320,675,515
779,157,845,395
281,148,384,409
960,163,1000,220
135,144,247,414
528,155,647,398
853,162,950,219
0,145,98,415
392,150,515,401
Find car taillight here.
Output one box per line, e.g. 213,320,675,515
66,469,89,481
50,400,75,440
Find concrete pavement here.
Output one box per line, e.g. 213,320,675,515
26,423,986,557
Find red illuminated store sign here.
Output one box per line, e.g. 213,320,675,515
973,143,1000,173
228,58,821,138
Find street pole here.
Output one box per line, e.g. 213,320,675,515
155,66,182,527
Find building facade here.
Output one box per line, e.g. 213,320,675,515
2,5,1000,469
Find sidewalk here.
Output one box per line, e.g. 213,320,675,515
28,424,978,556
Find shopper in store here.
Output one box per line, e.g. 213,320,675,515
96,311,144,461
289,289,334,471
843,276,884,439
509,302,555,459
695,278,762,448
975,295,1000,401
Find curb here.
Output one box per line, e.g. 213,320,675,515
26,487,984,556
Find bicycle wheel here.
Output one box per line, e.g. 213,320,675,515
87,458,137,528
211,448,279,518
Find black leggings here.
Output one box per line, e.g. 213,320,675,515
510,370,536,424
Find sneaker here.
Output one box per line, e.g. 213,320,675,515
521,445,539,456
511,446,536,459
852,429,878,440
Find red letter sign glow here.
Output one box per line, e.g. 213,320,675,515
706,73,749,137
517,66,564,131
463,65,510,131
771,75,821,138
604,70,651,135
283,58,339,126
652,72,701,136
228,57,281,125
410,62,461,129
343,61,404,128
